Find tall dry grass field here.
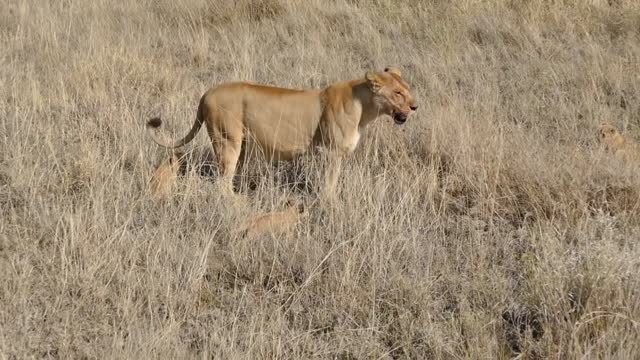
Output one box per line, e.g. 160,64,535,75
2,0,640,358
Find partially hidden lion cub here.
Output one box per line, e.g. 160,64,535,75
241,200,304,239
598,123,639,162
149,153,182,198
146,67,418,198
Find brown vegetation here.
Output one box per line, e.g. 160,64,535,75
2,0,640,358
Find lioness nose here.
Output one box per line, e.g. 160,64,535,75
410,105,418,111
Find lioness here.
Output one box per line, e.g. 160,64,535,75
598,122,639,162
147,67,417,197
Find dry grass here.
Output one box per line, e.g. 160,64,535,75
2,0,640,358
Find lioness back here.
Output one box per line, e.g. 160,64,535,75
204,82,323,161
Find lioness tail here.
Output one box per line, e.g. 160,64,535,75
146,102,205,149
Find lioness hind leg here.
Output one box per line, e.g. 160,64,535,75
211,137,242,195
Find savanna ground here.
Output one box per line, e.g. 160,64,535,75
2,0,640,358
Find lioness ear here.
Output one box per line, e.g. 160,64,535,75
384,67,402,77
365,71,382,92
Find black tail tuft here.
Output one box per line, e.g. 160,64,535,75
147,117,162,128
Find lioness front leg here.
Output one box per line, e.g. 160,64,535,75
320,149,347,202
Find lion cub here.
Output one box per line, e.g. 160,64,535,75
242,200,304,239
598,123,639,162
150,153,182,198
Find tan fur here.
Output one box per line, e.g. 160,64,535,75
598,123,639,162
146,67,417,197
149,153,181,198
242,201,304,239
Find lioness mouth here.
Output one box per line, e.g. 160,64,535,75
393,112,407,125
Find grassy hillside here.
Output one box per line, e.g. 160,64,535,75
2,0,640,358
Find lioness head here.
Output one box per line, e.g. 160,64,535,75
365,67,418,125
